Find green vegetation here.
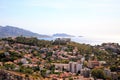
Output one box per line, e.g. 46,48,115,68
91,69,105,79
0,51,23,62
4,63,16,70
40,69,47,78
18,66,33,74
2,36,51,47
69,77,73,80
110,65,117,72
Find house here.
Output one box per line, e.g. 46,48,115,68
54,63,69,72
73,75,94,80
117,66,120,72
0,62,3,66
81,57,85,63
104,68,111,77
20,58,28,64
88,60,100,69
0,46,3,50
111,72,118,80
59,72,71,78
99,61,107,66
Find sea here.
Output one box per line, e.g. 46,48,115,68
39,36,120,46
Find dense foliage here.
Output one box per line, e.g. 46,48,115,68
2,36,51,47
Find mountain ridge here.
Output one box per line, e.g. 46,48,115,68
0,25,50,38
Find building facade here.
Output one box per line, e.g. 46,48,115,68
68,62,82,73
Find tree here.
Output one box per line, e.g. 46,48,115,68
69,77,73,80
18,66,33,74
40,69,47,78
4,63,16,70
110,65,117,72
49,65,55,74
91,69,105,79
83,61,88,67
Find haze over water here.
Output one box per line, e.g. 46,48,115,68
40,36,120,45
72,36,120,45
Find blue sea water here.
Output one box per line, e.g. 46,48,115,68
39,37,120,45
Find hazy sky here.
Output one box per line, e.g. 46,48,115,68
0,0,120,38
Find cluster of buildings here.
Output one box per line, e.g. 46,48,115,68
0,39,120,80
51,60,119,80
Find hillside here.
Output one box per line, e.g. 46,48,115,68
0,25,50,38
0,37,120,80
96,43,120,55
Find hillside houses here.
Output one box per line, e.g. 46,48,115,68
0,37,120,80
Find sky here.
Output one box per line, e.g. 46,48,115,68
0,0,120,39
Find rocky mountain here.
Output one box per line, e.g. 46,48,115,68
0,25,50,38
53,33,75,37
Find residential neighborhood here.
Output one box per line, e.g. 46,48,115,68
0,37,120,80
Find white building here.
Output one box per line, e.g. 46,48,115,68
20,58,28,64
68,62,82,73
81,57,85,63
